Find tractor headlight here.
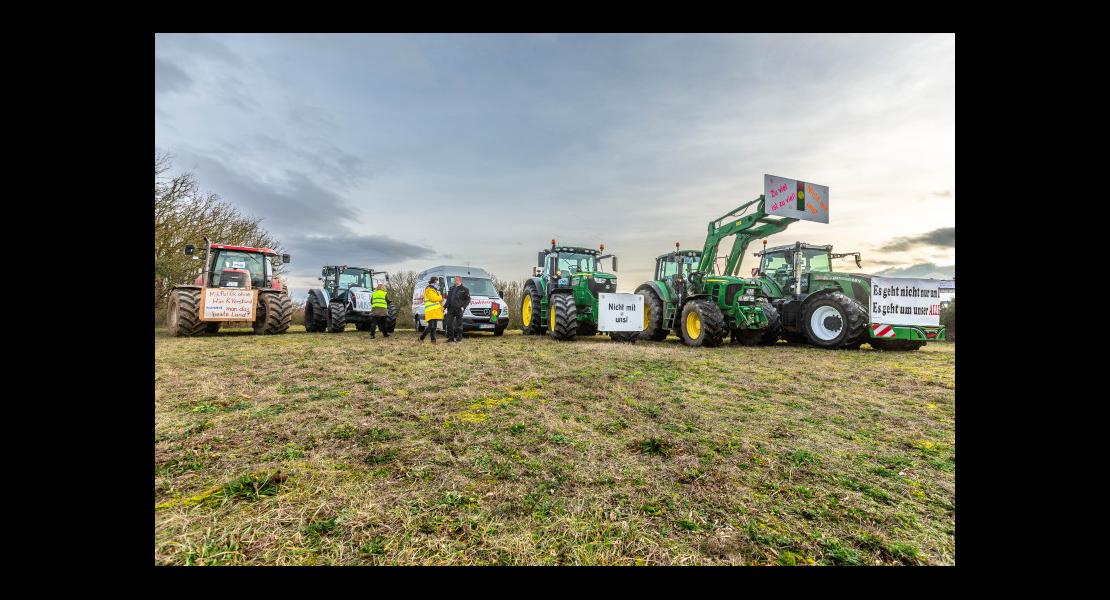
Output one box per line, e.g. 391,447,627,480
745,288,755,296
594,276,606,284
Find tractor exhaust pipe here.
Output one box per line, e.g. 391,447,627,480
793,243,803,296
202,236,212,288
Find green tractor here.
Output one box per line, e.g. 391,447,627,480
520,240,638,342
635,196,793,347
304,265,398,334
752,241,945,350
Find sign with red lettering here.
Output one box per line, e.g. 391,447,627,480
869,277,941,327
764,174,829,224
200,288,258,322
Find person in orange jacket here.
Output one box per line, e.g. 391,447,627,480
418,276,444,344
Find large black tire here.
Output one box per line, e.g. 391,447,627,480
609,331,638,343
869,338,925,351
254,292,293,335
759,302,782,346
304,294,327,332
637,286,670,342
327,300,347,333
521,281,544,335
731,328,763,346
548,293,578,341
204,322,222,334
578,322,598,336
679,299,727,348
383,304,398,334
166,288,206,337
800,291,866,349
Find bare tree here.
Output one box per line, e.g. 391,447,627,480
385,270,418,329
490,274,524,330
155,150,283,317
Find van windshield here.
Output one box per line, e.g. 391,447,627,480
457,277,498,297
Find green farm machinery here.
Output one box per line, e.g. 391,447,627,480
520,240,638,342
752,241,946,350
635,196,793,347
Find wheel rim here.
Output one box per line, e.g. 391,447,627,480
167,300,178,328
550,304,556,328
643,302,650,329
522,294,532,324
809,305,844,341
686,310,702,339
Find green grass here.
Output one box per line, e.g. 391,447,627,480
155,326,955,565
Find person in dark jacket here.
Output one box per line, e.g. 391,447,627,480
444,275,471,343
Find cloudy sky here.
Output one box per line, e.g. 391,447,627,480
155,33,954,300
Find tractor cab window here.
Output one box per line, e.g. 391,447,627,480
338,269,371,290
211,250,269,288
760,251,791,277
658,255,699,279
802,249,831,273
555,252,596,275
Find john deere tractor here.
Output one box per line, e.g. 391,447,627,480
166,237,293,337
520,241,637,342
752,242,945,350
635,196,792,347
304,265,398,334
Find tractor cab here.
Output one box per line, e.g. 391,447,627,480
654,250,704,282
754,242,858,296
187,243,291,291
321,266,380,297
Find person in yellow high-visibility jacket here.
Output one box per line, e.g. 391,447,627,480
368,284,390,339
418,276,444,343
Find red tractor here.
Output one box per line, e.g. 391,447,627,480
166,237,293,337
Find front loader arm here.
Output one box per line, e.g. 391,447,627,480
697,196,798,276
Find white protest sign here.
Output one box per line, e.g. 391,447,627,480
764,174,829,223
870,277,942,326
353,291,374,312
201,288,257,322
597,293,644,332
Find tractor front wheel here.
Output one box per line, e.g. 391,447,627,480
521,282,544,335
679,299,727,348
548,293,578,341
759,302,782,346
254,292,293,335
637,287,669,342
801,292,866,349
304,295,327,332
869,339,925,351
327,300,347,333
166,288,206,337
205,322,222,334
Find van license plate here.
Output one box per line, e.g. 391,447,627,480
480,324,494,329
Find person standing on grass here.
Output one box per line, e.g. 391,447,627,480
444,275,471,343
418,276,444,344
367,283,390,339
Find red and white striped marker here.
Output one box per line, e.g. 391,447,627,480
872,324,896,338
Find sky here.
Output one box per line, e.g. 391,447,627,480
155,33,955,301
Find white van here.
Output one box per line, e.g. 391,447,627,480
412,265,510,336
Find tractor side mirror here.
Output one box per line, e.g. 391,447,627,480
498,289,505,298
532,266,543,277
751,268,760,277
855,256,862,269
184,244,195,256
385,273,390,282
282,254,291,264
611,257,618,272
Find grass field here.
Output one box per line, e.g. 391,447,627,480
154,326,955,565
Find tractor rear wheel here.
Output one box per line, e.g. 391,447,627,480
166,288,206,337
383,305,398,334
679,299,727,348
304,295,326,332
869,338,925,351
801,292,866,349
205,322,221,333
327,300,347,333
731,328,763,346
254,292,293,335
609,331,637,343
521,282,544,335
759,302,782,346
548,293,578,341
637,286,669,341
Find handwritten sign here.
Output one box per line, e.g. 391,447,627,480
353,291,374,312
870,277,941,326
597,293,644,332
200,288,257,322
764,174,829,224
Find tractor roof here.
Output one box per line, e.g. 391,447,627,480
545,246,600,255
755,242,833,255
211,243,279,257
656,250,702,261
325,265,373,272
